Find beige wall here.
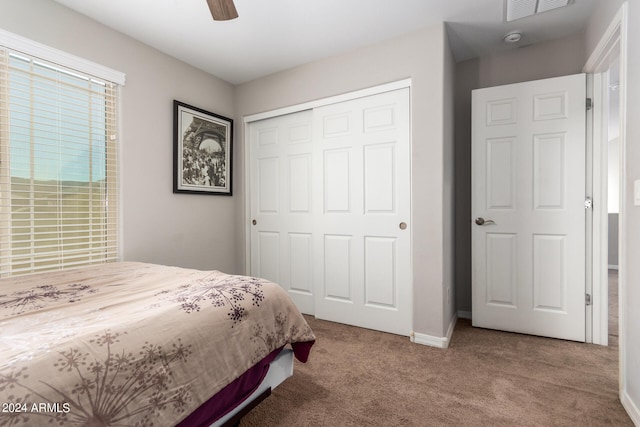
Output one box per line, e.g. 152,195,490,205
235,24,456,338
0,0,239,273
453,33,587,313
621,1,640,416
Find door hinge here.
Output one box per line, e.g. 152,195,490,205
586,293,592,306
585,197,593,209
586,98,593,110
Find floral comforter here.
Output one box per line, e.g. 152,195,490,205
0,262,315,426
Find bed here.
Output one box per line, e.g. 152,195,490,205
0,262,315,426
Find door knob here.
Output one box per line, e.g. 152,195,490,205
475,217,495,226
399,222,407,230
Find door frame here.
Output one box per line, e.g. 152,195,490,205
583,3,627,347
242,79,412,274
585,72,609,346
582,0,628,400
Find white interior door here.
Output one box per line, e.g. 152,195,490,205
312,88,411,336
249,110,315,314
472,74,587,342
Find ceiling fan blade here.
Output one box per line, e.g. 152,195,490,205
206,0,239,21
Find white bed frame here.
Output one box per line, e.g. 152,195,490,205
211,348,294,427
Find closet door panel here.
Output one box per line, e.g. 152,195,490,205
249,110,315,315
313,88,411,336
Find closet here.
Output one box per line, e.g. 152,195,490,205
248,88,411,335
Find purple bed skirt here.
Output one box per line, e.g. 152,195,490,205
177,341,314,427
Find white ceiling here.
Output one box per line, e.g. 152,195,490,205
51,0,599,85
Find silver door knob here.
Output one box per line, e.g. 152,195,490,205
475,217,495,226
399,222,407,230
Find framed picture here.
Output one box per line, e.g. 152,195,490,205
173,100,233,195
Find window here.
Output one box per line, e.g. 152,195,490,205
0,34,124,277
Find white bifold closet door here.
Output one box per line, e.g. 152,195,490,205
249,88,411,336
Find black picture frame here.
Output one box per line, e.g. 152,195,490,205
173,100,233,195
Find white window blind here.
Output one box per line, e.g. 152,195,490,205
0,46,120,277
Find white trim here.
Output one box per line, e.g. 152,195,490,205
621,390,640,426
585,72,596,344
411,332,448,348
0,28,125,85
243,79,411,123
586,72,608,346
243,119,252,276
411,314,457,349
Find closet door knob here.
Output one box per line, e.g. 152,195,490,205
252,219,257,225
399,222,407,230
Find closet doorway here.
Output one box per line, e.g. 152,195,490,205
247,87,412,336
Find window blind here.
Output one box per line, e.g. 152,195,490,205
0,48,119,277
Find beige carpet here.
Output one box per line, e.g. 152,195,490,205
242,275,630,426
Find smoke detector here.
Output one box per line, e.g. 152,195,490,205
503,31,523,43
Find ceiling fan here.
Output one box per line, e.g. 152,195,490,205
206,0,239,21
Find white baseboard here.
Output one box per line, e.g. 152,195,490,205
622,390,640,426
458,310,472,320
609,265,619,270
411,313,457,349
